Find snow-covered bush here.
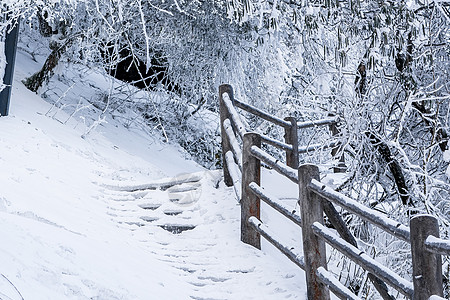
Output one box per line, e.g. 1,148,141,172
3,1,296,169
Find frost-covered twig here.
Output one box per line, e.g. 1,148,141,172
81,115,107,138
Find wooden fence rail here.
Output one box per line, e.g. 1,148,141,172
308,180,411,242
425,236,450,256
218,84,449,300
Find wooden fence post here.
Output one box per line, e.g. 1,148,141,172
298,164,330,300
284,117,299,169
219,84,234,186
241,132,261,249
410,215,444,300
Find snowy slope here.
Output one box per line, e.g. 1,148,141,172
0,49,307,299
0,60,200,299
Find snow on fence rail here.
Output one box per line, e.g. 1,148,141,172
311,222,414,297
234,97,292,128
218,84,448,300
259,134,293,152
298,141,339,155
223,118,243,170
224,151,242,201
425,235,450,256
249,145,298,183
308,179,411,242
316,266,361,300
297,117,339,129
221,91,247,139
248,216,305,269
248,182,302,227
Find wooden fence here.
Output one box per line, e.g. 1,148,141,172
218,84,450,300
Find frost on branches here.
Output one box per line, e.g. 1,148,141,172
2,1,449,296
226,1,450,297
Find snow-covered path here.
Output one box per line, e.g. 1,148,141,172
103,172,306,299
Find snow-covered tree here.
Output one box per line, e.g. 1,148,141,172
2,0,449,296
225,1,450,296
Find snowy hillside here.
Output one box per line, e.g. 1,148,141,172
0,49,307,299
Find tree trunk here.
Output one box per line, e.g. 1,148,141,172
365,132,411,206
23,39,71,93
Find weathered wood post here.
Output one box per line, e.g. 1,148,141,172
410,214,444,300
219,84,234,186
241,132,261,249
298,164,330,300
0,18,20,116
284,117,299,169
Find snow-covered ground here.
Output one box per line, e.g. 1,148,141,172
0,47,308,298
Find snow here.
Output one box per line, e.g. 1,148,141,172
444,149,450,162
0,48,308,299
223,118,243,168
225,150,243,201
443,150,450,179
0,69,193,299
425,235,450,255
428,296,446,300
